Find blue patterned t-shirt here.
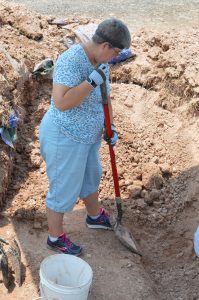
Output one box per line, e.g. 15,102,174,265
48,44,110,144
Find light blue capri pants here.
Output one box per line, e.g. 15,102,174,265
39,111,102,213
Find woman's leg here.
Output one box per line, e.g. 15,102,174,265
80,141,102,216
83,191,100,216
80,142,112,229
39,113,86,254
46,207,64,237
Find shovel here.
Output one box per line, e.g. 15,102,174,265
100,82,142,256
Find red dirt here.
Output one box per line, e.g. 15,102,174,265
1,1,199,299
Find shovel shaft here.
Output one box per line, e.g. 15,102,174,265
103,104,120,198
103,103,123,222
100,83,141,256
100,82,123,222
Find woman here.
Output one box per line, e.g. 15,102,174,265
39,18,131,255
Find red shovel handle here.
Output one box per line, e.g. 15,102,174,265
103,104,121,198
101,82,123,222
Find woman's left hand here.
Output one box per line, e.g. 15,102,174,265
103,124,118,146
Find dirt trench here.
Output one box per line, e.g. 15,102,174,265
1,1,199,299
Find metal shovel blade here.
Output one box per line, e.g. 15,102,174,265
114,222,142,256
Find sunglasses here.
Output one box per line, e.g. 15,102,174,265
108,43,123,56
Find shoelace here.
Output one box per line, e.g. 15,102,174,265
61,233,73,248
100,208,110,220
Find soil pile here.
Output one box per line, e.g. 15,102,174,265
1,0,199,225
103,27,199,226
0,0,91,212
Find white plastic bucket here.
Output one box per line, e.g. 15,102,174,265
39,254,93,300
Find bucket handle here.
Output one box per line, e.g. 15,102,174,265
88,285,92,300
32,284,47,300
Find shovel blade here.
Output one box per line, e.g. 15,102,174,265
114,222,142,256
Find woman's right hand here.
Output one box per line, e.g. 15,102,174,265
86,64,107,88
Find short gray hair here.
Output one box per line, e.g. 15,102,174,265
92,18,131,49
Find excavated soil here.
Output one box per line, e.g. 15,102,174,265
0,0,199,299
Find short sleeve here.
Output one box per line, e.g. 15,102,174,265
53,51,81,87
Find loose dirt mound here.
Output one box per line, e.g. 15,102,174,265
0,0,91,211
1,0,199,299
111,29,199,111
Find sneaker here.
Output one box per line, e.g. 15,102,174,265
86,208,112,230
47,233,82,256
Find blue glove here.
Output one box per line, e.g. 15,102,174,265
86,64,107,88
8,113,19,128
104,124,118,146
108,48,134,65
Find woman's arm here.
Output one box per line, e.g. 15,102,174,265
52,81,93,112
52,63,108,112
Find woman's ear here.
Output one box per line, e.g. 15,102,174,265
101,42,110,51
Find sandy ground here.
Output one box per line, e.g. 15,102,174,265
7,0,199,31
1,0,199,299
0,211,158,300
